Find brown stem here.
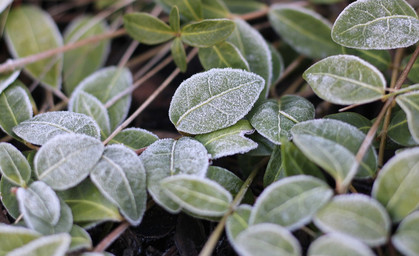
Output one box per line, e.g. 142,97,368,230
93,221,130,252
270,55,306,97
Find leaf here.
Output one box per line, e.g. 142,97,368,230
314,194,391,246
0,176,20,219
0,83,33,138
268,5,342,59
388,109,417,146
404,54,419,83
195,120,257,159
0,143,31,188
0,0,12,14
396,91,419,143
198,41,249,71
235,223,301,256
169,6,180,32
0,224,41,255
250,96,315,144
140,137,209,213
63,16,110,94
202,0,229,19
0,70,20,95
372,147,419,222
156,0,202,21
171,37,187,72
34,134,104,190
181,19,235,48
123,12,175,45
72,66,132,131
226,204,252,241
392,212,419,256
264,146,284,187
68,225,92,252
325,112,371,134
7,233,71,256
269,44,284,86
69,91,111,138
108,127,158,150
169,68,264,134
308,233,375,256
331,0,419,49
223,0,266,14
13,111,101,145
291,119,378,186
250,175,333,230
5,5,63,89
161,175,232,217
247,133,275,156
343,48,391,72
303,55,386,105
58,179,123,226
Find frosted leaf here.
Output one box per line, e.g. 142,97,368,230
0,142,31,187
108,127,158,150
13,111,100,145
90,145,147,226
0,70,20,95
140,137,209,213
180,19,235,48
169,68,264,135
226,204,252,242
303,55,386,105
0,224,41,254
7,233,71,256
34,134,104,190
198,41,250,71
332,0,419,49
396,91,419,144
392,212,419,256
308,234,375,256
68,225,92,253
0,176,20,219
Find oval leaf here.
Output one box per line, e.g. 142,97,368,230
396,91,419,144
68,225,92,252
90,145,147,225
157,0,202,21
331,0,419,49
308,233,375,256
35,134,104,190
303,55,386,105
325,112,371,134
264,146,284,187
202,0,229,19
181,19,235,48
314,194,390,246
171,37,187,72
108,127,158,150
0,142,31,187
169,68,264,134
7,233,71,256
169,6,180,32
392,212,419,256
0,70,20,95
388,109,417,146
198,41,249,70
226,204,252,242
1,176,20,219
0,224,41,255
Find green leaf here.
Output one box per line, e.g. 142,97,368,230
325,112,371,134
123,12,175,45
396,91,419,144
308,233,375,256
250,175,333,230
5,5,63,89
303,55,386,105
0,70,20,95
250,96,315,144
171,37,187,72
35,134,104,190
169,6,180,32
0,224,41,255
291,119,377,186
198,41,249,71
235,223,301,256
404,54,419,83
63,16,110,94
140,137,209,213
202,0,229,19
226,204,252,242
7,233,71,256
156,0,202,21
264,146,284,187
269,44,284,86
58,179,123,226
181,19,235,48
108,127,158,150
223,0,266,14
388,109,417,146
372,147,419,222
392,212,419,256
0,176,20,219
268,5,341,59
72,66,132,131
68,225,92,252
161,175,232,217
13,111,101,145
169,68,264,134
195,120,257,159
247,133,275,156
90,145,147,225
343,48,391,72
331,0,419,49
314,194,391,246
0,83,33,138
0,143,31,187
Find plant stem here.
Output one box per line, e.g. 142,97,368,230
270,55,305,97
93,221,130,252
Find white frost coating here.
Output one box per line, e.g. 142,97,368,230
332,0,419,49
0,142,31,186
0,86,33,135
392,211,419,256
0,70,20,95
313,194,391,246
169,68,265,134
109,127,158,150
396,91,419,143
90,144,146,226
7,233,71,256
0,223,41,236
308,233,376,256
13,111,101,145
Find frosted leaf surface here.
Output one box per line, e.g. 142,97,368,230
226,204,252,242
303,55,386,105
0,142,31,187
108,127,158,150
396,91,419,143
198,41,250,71
68,225,92,253
0,224,41,255
169,68,264,134
7,233,71,256
332,0,419,49
13,111,100,145
0,70,20,95
392,212,419,256
34,134,104,190
308,233,375,256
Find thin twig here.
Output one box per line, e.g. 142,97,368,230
270,55,306,97
93,221,130,252
118,40,140,68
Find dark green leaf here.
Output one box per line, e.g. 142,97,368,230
325,112,371,134
0,142,31,187
388,109,417,146
171,37,187,72
108,127,158,150
198,41,249,70
202,0,229,19
181,19,235,48
223,0,266,14
392,212,419,256
0,70,20,95
0,176,20,219
343,48,391,72
264,146,284,187
169,6,180,32
396,91,419,143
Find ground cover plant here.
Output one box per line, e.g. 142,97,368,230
0,0,419,255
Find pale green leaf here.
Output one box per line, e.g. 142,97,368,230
314,194,391,246
161,175,232,217
108,127,158,150
388,109,417,146
0,143,31,187
5,5,63,89
181,19,235,48
250,175,333,230
325,112,371,134
7,233,70,256
198,41,249,71
372,147,419,222
0,224,41,256
35,134,104,190
396,91,419,143
269,5,342,59
0,70,20,95
223,0,266,14
303,55,386,105
331,0,419,49
90,145,147,225
226,204,252,242
169,6,180,32
264,146,284,187
171,37,187,72
195,119,257,159
308,233,375,256
156,0,202,21
202,0,229,19
123,12,175,45
235,223,301,256
169,68,264,134
0,0,12,14
140,137,209,213
63,16,110,94
68,225,92,252
392,212,419,256
0,176,20,219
